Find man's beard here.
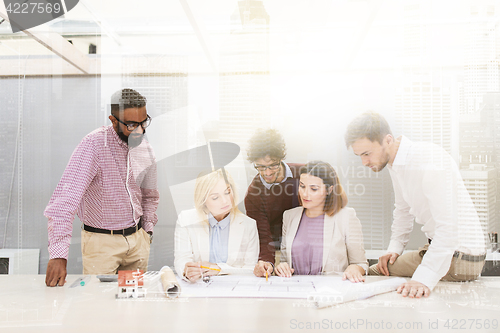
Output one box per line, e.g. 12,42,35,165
117,127,145,148
370,150,390,172
371,161,388,172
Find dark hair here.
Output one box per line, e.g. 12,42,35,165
110,88,147,115
246,128,287,163
299,161,347,216
344,111,392,148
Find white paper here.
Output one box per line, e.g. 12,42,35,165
314,277,407,308
177,274,372,299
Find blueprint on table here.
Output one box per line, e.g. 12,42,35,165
177,274,357,299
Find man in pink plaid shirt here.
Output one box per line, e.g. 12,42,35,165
44,88,160,287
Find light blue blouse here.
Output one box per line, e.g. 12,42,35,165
208,213,231,263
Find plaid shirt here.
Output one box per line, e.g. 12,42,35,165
45,125,159,259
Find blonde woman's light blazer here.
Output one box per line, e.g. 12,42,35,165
174,209,259,279
280,206,368,274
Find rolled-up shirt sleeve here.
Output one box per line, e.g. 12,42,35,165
44,137,99,260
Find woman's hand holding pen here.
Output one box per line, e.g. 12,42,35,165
342,264,366,283
253,260,273,277
184,262,203,282
184,261,221,282
275,262,294,278
199,261,221,276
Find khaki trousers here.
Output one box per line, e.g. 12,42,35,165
368,244,485,282
81,228,151,274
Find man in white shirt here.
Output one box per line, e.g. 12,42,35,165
344,111,486,298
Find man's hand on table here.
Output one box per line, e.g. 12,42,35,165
397,280,430,298
45,258,67,287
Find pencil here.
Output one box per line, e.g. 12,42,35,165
200,265,221,272
266,270,268,282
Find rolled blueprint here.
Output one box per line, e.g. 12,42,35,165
160,266,181,298
315,277,407,308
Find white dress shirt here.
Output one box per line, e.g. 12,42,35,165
387,136,486,290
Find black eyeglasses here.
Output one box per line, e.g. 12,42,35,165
254,161,281,172
113,115,151,131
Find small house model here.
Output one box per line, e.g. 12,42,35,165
117,269,146,299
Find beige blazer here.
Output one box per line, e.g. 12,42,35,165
281,206,368,274
174,209,259,279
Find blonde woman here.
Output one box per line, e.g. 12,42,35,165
174,169,259,282
272,161,367,282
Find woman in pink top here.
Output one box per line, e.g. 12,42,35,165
275,161,367,283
